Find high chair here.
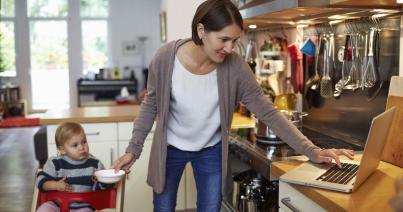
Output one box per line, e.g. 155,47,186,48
31,169,125,212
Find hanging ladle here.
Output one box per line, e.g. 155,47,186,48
306,34,322,90
320,36,333,98
333,35,350,98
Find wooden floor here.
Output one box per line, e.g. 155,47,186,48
0,127,39,212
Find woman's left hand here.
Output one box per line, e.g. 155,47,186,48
312,148,355,168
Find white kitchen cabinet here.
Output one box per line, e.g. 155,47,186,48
46,123,118,167
118,122,154,212
279,181,325,212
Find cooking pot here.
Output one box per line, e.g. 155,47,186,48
256,110,308,144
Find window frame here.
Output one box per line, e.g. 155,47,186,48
2,0,111,112
0,13,17,77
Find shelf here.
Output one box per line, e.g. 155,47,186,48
80,100,139,107
330,0,402,8
240,0,402,28
237,0,272,11
259,51,281,57
77,79,137,107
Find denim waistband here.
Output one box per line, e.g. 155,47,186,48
167,141,222,152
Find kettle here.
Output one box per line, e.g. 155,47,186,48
233,171,266,212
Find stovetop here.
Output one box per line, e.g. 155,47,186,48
232,127,363,158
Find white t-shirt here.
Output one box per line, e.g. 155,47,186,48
167,57,221,151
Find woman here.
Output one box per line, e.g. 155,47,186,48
112,0,354,211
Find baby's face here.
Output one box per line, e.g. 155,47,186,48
59,132,89,161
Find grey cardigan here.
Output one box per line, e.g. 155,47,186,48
126,39,320,194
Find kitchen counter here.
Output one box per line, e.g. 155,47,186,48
271,156,403,211
40,105,141,124
40,105,254,128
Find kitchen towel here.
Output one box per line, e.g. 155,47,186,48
288,43,304,93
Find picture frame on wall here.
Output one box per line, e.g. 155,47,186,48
122,40,141,56
160,11,167,42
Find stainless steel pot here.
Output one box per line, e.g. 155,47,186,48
256,110,308,144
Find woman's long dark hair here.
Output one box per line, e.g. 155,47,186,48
191,0,243,45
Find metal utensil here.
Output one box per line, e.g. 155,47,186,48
367,28,383,101
360,32,369,89
344,35,360,90
334,35,350,98
306,34,322,90
363,28,377,88
320,37,333,98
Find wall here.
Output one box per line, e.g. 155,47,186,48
164,0,205,42
109,0,162,93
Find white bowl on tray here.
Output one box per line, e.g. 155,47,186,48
95,169,125,184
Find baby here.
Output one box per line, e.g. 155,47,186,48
36,122,107,212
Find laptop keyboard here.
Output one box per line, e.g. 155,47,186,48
316,163,359,185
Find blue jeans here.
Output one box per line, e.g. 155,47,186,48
153,142,222,212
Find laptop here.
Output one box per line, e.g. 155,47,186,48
280,107,396,193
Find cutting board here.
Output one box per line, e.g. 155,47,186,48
382,76,403,168
231,112,255,129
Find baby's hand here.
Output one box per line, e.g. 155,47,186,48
57,177,73,192
92,175,98,183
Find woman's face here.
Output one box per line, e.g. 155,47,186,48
199,23,242,63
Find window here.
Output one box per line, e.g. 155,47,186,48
28,0,69,110
28,0,68,17
81,0,108,74
0,0,110,110
0,0,16,77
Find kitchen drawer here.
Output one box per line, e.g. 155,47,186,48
118,122,156,141
47,123,117,144
279,181,325,212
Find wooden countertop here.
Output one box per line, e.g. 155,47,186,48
271,156,403,212
40,105,140,124
40,105,255,129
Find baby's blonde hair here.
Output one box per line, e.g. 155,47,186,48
55,122,84,149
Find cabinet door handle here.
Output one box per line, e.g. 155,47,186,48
281,197,300,212
86,132,100,136
110,148,113,166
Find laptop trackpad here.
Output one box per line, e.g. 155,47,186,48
281,162,330,181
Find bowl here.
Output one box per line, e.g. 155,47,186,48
94,169,125,184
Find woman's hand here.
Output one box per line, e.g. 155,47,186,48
111,153,136,174
312,148,355,168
